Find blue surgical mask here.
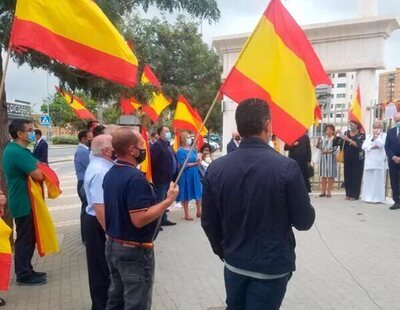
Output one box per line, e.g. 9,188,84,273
165,132,172,141
28,132,36,143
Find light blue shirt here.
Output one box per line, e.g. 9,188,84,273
83,156,114,216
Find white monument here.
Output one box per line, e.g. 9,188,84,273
213,0,399,151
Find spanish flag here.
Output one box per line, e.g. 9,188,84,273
349,86,363,129
57,87,97,121
0,218,12,291
28,163,61,257
120,97,141,115
141,65,171,122
219,0,331,145
173,95,208,136
10,0,138,87
139,127,153,183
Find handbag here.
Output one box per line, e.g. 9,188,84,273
336,137,345,163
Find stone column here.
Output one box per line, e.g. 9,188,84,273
356,69,377,132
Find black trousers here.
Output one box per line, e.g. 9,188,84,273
344,158,364,199
389,162,400,204
84,214,110,310
298,162,311,193
14,213,36,280
77,180,87,243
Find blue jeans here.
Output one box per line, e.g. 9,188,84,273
224,267,291,310
105,239,155,310
155,183,169,224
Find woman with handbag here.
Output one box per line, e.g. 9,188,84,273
343,120,366,200
316,124,340,198
284,133,312,193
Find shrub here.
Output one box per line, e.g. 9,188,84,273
52,135,79,145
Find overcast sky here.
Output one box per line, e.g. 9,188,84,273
4,0,400,110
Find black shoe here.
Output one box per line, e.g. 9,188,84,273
389,203,400,210
32,271,47,278
159,227,163,231
17,275,47,286
0,298,5,307
161,220,176,226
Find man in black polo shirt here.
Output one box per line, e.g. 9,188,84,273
202,99,315,309
103,128,179,310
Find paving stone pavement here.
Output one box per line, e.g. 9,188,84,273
2,176,400,309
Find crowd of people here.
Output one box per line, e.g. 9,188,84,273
2,106,400,309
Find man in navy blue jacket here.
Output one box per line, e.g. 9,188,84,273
202,98,315,309
32,129,48,164
385,112,400,210
150,126,178,226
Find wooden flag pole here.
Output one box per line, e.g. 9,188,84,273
175,92,221,184
0,48,11,102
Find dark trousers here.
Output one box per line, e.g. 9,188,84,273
14,213,36,280
344,159,364,199
77,180,87,242
224,267,290,310
105,239,155,310
298,163,311,193
84,214,110,310
389,162,400,203
155,183,169,224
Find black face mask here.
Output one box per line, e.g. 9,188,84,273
111,151,117,161
134,149,147,165
87,140,92,149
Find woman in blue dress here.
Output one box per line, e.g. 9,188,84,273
176,132,202,221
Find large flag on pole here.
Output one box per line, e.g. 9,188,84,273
141,65,171,122
0,218,12,291
57,87,97,121
120,97,141,115
10,0,138,87
349,86,363,128
139,127,153,183
219,0,331,145
173,95,208,136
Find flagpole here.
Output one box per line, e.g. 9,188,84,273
0,48,11,102
175,92,220,184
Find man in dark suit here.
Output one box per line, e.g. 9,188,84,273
385,112,400,210
150,126,177,226
226,131,241,153
202,98,315,309
33,129,48,164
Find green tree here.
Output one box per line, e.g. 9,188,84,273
127,15,223,132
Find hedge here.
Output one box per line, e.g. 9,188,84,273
51,135,79,145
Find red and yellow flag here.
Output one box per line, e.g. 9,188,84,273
10,0,138,86
219,0,331,145
57,87,97,121
0,218,12,291
349,86,363,128
173,95,208,136
28,164,61,257
141,65,171,122
139,127,153,183
120,97,141,115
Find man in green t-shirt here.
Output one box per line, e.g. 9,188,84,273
2,119,47,286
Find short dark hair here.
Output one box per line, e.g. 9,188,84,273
78,129,90,141
200,143,212,153
9,119,32,139
92,125,106,137
325,124,335,132
87,120,99,130
34,129,42,137
150,131,157,138
235,98,271,137
157,126,168,136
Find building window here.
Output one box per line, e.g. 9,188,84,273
338,73,346,78
336,94,346,98
337,83,346,88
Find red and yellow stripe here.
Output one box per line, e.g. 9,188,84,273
120,97,141,115
173,95,208,136
141,65,171,122
349,86,363,127
10,0,138,87
57,87,97,121
220,0,331,145
140,127,153,183
0,218,12,291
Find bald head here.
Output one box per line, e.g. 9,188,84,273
112,127,144,157
394,112,400,123
91,134,113,157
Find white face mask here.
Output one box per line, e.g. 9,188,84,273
204,155,212,163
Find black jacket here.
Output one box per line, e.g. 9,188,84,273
33,139,48,164
284,134,311,166
150,139,178,185
385,127,400,162
202,137,315,275
227,139,239,153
